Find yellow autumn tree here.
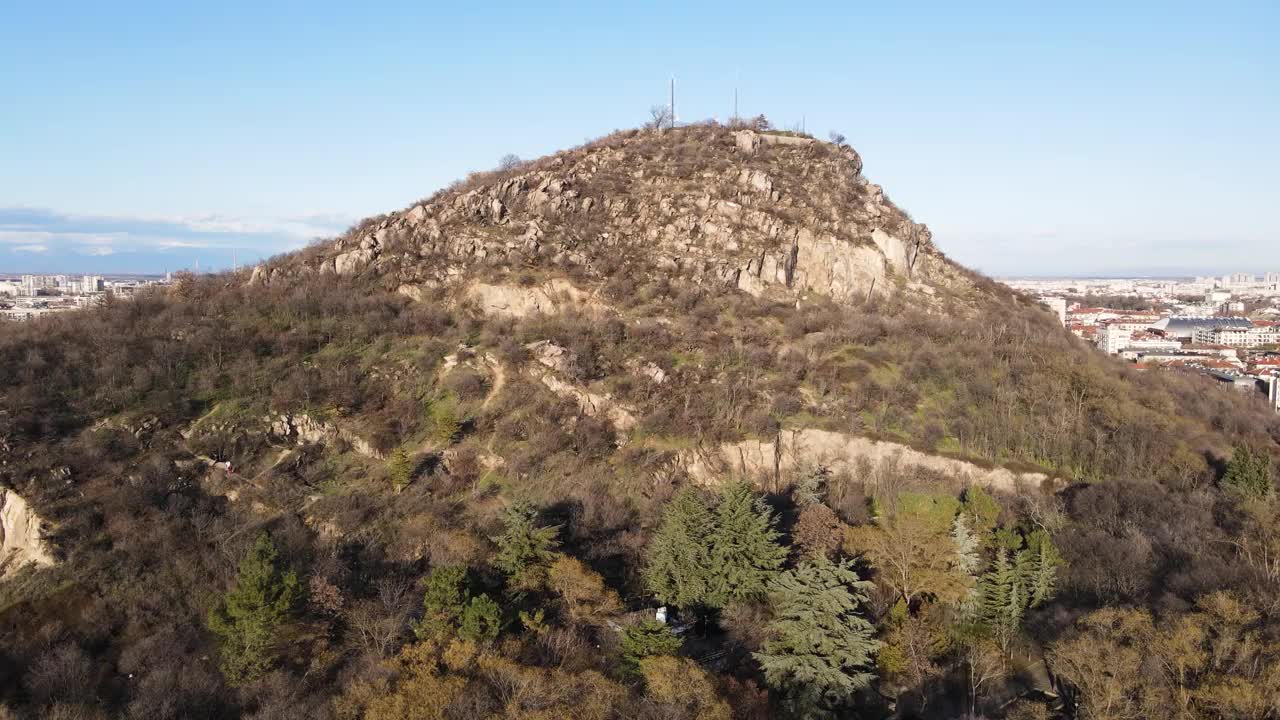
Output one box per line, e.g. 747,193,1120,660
547,555,622,624
638,655,733,720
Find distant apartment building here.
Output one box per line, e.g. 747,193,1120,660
1097,321,1166,355
1271,375,1280,413
1114,334,1183,359
0,281,17,297
1069,307,1115,325
1097,324,1128,354
1193,323,1280,348
1227,272,1256,286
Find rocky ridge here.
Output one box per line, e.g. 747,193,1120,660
252,125,975,308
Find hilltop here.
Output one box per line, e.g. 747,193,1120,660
1,122,1278,719
254,123,982,307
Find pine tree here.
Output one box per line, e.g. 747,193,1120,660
645,487,716,608
978,545,1022,652
458,593,502,643
975,528,1063,653
794,465,831,508
620,619,682,678
708,481,787,607
754,560,881,718
387,447,413,493
1223,444,1274,498
951,514,982,617
428,395,462,444
492,502,561,591
207,531,301,684
1023,529,1062,608
951,514,981,575
413,564,469,640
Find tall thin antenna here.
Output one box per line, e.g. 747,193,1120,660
669,76,676,130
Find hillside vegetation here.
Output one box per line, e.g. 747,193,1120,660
2,121,1279,719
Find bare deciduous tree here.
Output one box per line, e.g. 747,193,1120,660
646,104,672,130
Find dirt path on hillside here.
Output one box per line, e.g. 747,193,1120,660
480,354,505,411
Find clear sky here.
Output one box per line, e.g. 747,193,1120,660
1,1,1276,276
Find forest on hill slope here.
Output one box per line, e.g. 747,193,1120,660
2,121,1279,719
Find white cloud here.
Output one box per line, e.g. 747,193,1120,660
0,229,124,245
157,239,211,249
0,206,358,271
175,213,349,239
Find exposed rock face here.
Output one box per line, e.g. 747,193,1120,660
682,428,1053,494
268,413,382,459
250,125,973,306
464,279,611,318
1,489,55,578
525,341,637,431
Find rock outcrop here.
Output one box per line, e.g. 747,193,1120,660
682,428,1055,494
1,488,55,579
463,279,611,318
250,124,973,307
526,341,637,431
268,413,382,459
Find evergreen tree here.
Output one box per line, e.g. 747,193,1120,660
645,488,716,608
207,531,301,684
619,619,682,678
961,485,1001,537
413,565,469,640
458,593,502,643
951,514,982,617
1023,529,1062,608
387,447,413,493
754,560,881,718
493,502,561,591
976,529,1063,652
978,545,1023,652
412,564,504,643
794,465,831,508
951,514,981,575
708,481,787,606
428,395,462,444
1223,444,1274,498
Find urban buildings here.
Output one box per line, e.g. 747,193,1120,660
1015,272,1280,414
0,273,170,322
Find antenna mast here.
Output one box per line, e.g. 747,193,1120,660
669,77,675,130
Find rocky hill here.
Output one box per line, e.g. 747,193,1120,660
1,122,1278,719
253,124,977,307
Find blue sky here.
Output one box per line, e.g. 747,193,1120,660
1,1,1276,276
